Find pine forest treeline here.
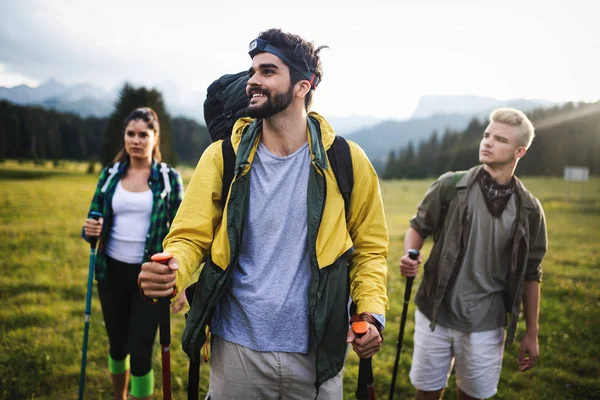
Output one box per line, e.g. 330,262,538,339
1,92,599,177
0,84,211,167
383,102,600,179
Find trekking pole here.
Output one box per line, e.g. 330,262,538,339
352,320,376,400
78,211,102,400
151,252,174,400
389,249,420,400
184,284,201,400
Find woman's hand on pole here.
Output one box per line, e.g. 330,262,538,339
83,217,103,238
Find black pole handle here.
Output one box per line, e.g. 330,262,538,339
352,321,376,400
88,212,102,249
404,249,419,298
159,298,171,344
356,357,375,400
407,248,420,261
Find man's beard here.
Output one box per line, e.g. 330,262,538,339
246,85,294,119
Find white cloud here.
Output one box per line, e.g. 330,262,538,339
1,0,599,118
0,64,40,87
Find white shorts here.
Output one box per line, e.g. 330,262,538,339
409,309,505,398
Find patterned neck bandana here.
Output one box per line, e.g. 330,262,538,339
478,168,515,217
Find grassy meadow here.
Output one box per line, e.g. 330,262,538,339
0,160,599,399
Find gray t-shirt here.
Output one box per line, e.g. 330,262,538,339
210,141,312,353
435,184,517,332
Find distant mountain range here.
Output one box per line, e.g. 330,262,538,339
0,79,204,120
0,80,558,166
411,95,554,119
0,79,116,117
348,113,473,169
349,95,559,165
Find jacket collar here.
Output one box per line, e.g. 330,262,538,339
456,165,482,189
231,111,337,170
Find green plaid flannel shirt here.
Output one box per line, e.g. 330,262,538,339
83,159,183,280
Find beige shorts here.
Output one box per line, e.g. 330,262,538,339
410,309,505,398
207,335,343,400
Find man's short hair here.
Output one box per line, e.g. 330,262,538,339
489,107,535,149
255,29,327,109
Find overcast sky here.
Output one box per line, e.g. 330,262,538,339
1,0,598,119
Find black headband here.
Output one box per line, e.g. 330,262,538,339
248,39,319,89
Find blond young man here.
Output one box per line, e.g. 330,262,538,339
400,108,548,399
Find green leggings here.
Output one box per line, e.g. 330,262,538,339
109,355,153,397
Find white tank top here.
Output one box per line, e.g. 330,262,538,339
105,180,153,264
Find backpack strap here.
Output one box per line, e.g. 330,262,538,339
327,136,354,219
160,162,172,198
441,171,467,208
159,162,173,218
187,357,201,400
100,162,120,193
219,124,350,214
219,122,260,209
221,138,235,209
435,171,467,240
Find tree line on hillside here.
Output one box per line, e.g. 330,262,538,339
0,84,212,167
2,88,599,179
383,102,600,179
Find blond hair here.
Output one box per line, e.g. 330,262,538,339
489,107,535,149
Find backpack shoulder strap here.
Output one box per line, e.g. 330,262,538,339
327,136,354,218
442,171,467,205
435,171,467,240
100,162,120,193
219,131,354,214
159,162,172,197
221,138,235,208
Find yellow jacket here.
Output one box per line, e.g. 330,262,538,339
163,112,388,315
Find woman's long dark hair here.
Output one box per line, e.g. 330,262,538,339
113,107,162,163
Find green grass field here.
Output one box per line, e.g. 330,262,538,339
1,161,599,399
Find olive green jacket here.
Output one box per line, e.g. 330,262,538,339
411,165,547,344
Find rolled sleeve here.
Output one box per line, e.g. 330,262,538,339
525,198,547,282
